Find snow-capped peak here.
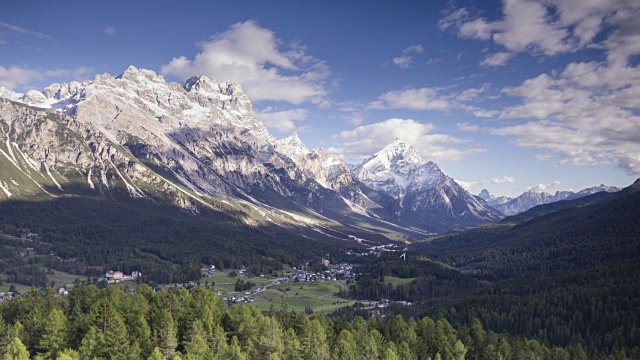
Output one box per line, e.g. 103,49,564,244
277,133,307,153
354,139,437,199
371,138,424,167
117,65,165,83
353,139,503,222
275,133,354,191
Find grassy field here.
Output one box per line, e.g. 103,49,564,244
252,281,355,314
46,270,88,288
0,273,31,294
198,270,355,314
0,269,88,294
0,267,356,315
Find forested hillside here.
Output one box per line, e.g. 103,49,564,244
0,285,597,360
337,180,640,358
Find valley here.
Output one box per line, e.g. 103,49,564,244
0,67,637,359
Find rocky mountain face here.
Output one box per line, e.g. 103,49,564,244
0,66,501,238
353,139,503,227
488,185,620,216
275,133,355,191
478,189,512,207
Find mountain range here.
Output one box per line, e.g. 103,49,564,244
0,66,501,245
478,185,620,215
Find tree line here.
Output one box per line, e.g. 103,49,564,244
0,284,602,360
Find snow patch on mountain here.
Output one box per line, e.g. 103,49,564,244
492,184,621,215
354,139,502,222
275,133,355,191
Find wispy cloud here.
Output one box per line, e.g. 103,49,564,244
480,52,512,67
457,176,516,190
0,65,93,90
369,87,451,111
256,107,308,133
329,118,483,163
161,20,330,105
392,44,425,69
491,60,640,174
439,0,640,66
526,180,560,192
456,122,480,132
0,22,51,45
104,26,116,35
439,0,640,175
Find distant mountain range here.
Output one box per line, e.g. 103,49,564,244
0,66,500,244
478,185,620,215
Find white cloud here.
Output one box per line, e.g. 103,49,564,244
472,109,500,118
456,122,480,132
491,60,640,174
392,44,425,69
392,56,413,69
403,45,425,54
104,26,116,35
440,0,640,65
535,154,555,161
0,65,93,90
343,112,365,126
329,118,482,163
0,66,42,89
370,87,451,111
456,84,489,102
527,180,560,192
457,176,516,190
480,52,513,67
256,108,308,133
161,20,329,105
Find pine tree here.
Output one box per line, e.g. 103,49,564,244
256,317,284,359
208,325,228,358
382,348,398,360
37,308,68,359
299,319,329,360
453,340,467,360
332,330,357,360
78,327,106,360
55,349,80,360
4,337,29,360
184,335,211,360
155,310,178,359
147,347,166,360
130,314,152,358
224,336,248,360
282,328,301,360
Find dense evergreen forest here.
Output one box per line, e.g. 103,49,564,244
0,196,358,285
0,285,609,360
338,181,640,358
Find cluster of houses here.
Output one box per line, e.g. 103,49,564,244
222,295,255,303
104,270,142,284
0,292,15,303
287,262,356,283
201,265,216,278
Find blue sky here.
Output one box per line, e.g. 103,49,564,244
2,0,639,197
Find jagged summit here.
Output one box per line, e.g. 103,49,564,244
0,66,503,235
277,133,307,151
117,65,165,82
491,184,621,216
354,139,502,223
275,133,354,191
478,189,492,200
368,138,424,167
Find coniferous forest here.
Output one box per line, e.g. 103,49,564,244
0,284,605,360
